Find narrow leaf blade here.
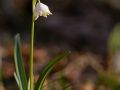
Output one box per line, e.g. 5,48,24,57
14,34,28,90
34,51,71,90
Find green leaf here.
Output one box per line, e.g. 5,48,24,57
14,34,28,90
14,72,21,88
34,51,71,90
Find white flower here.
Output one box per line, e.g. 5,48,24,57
34,2,52,20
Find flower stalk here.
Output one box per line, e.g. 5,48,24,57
30,0,52,90
30,0,35,90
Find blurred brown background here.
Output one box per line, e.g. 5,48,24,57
0,0,120,90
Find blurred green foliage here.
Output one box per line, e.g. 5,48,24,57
108,23,120,54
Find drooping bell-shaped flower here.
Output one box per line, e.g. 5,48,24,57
34,2,52,20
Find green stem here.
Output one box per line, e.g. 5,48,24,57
30,0,35,90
